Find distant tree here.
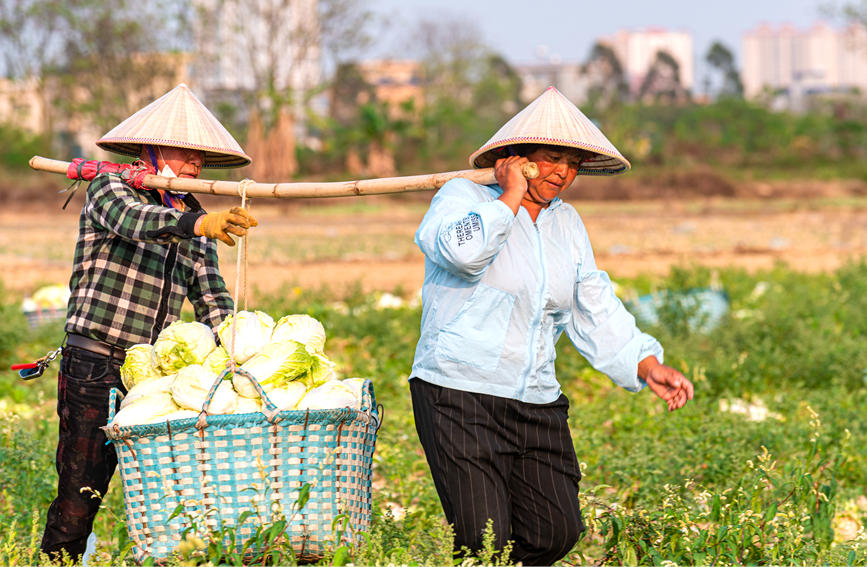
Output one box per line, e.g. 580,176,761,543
328,62,374,174
393,14,520,169
470,54,523,120
832,0,867,61
582,42,629,109
841,0,867,25
638,50,690,104
0,0,184,153
195,0,314,178
318,0,375,69
0,0,65,139
55,0,188,132
705,41,744,99
329,63,375,127
409,15,489,102
195,0,374,179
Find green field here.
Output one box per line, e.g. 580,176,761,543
1,260,866,566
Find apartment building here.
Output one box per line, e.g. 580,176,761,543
603,28,694,96
355,60,424,113
516,62,587,105
0,78,43,133
742,22,867,100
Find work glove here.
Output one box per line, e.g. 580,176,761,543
194,207,258,246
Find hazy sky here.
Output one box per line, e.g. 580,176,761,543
369,0,838,75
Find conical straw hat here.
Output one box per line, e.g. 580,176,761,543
96,83,252,168
469,86,630,175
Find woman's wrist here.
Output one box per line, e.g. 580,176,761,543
638,355,661,382
497,192,522,215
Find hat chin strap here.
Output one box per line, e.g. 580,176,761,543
146,145,159,170
524,189,553,208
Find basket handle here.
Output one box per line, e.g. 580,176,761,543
107,387,125,422
197,366,281,428
359,379,380,427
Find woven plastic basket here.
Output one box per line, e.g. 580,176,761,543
103,371,380,564
23,307,65,329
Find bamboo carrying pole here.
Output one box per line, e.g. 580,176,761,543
29,156,539,199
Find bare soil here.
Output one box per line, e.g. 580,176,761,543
5,174,866,300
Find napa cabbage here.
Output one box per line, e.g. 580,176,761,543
217,310,275,364
110,392,178,426
295,380,360,411
120,374,176,410
271,314,326,354
234,340,314,397
120,344,164,390
263,381,308,411
153,321,216,373
171,364,237,414
203,345,230,376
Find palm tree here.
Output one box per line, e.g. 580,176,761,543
638,50,690,104
582,42,629,108
705,41,744,99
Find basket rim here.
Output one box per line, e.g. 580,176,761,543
105,377,379,440
103,404,379,440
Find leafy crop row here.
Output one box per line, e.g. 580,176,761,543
1,263,865,565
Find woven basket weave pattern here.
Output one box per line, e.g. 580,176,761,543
105,382,378,563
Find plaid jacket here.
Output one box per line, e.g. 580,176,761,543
65,173,234,348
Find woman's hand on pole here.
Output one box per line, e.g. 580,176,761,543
494,156,531,215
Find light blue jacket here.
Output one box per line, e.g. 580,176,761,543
410,178,664,404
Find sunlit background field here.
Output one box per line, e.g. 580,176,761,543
1,193,866,565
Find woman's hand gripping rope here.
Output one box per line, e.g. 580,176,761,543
194,207,258,246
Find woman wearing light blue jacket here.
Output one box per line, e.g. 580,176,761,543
409,87,694,566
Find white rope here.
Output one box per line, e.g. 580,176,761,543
197,179,255,427
227,178,254,368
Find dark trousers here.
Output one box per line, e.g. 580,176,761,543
41,346,125,562
410,378,584,567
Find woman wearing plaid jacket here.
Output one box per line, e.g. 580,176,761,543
40,84,257,563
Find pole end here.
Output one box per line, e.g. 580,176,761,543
521,162,539,179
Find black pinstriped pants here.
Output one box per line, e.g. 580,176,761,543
410,378,585,566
